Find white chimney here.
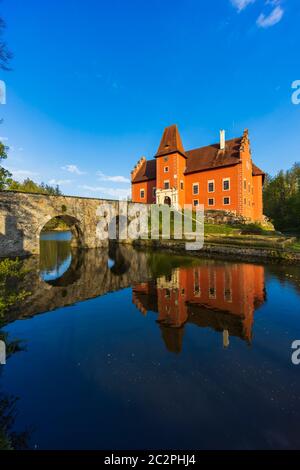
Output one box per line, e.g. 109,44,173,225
220,129,225,150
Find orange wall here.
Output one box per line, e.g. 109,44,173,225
252,175,263,221
185,165,240,212
156,152,186,195
239,139,254,219
132,180,156,204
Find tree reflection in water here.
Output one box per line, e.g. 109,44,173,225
0,259,31,450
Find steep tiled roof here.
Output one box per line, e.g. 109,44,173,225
131,159,156,183
252,163,264,176
184,137,242,174
252,163,265,182
155,124,187,158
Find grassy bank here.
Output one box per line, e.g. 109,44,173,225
130,222,300,264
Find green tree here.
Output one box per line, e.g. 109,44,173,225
0,258,30,317
0,14,13,188
0,140,12,190
7,177,62,195
263,163,300,232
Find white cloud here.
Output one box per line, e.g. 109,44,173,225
79,185,131,200
257,5,284,28
0,136,8,142
97,171,130,184
62,164,86,175
231,0,256,12
48,179,72,186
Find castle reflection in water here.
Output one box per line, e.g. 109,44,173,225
132,263,266,353
6,240,267,355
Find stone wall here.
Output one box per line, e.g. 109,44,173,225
204,210,274,230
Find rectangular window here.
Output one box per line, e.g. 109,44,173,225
208,198,215,206
248,183,251,193
140,189,145,199
244,198,247,205
180,180,184,190
209,269,216,299
193,199,199,207
223,197,230,205
164,180,170,190
192,183,199,195
244,179,247,190
194,270,201,297
224,270,232,303
223,178,230,191
153,187,156,198
208,180,215,193
164,166,169,173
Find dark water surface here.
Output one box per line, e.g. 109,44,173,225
1,231,300,450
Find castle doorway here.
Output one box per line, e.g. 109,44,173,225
164,196,171,206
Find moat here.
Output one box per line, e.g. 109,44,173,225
1,231,300,449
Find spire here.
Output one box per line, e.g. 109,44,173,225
155,124,187,158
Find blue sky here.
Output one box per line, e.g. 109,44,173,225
0,0,299,199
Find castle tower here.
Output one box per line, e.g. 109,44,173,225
154,125,187,209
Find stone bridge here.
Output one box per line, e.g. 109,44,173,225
0,191,136,257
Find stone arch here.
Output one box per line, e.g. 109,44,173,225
39,214,84,248
39,215,85,286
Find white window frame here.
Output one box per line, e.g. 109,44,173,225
180,180,184,190
208,197,215,207
223,196,230,205
208,179,215,193
192,183,199,195
140,188,145,199
223,178,230,191
164,166,169,173
164,180,170,190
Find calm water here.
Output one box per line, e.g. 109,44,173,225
1,231,300,450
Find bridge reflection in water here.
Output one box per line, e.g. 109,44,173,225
7,238,266,353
